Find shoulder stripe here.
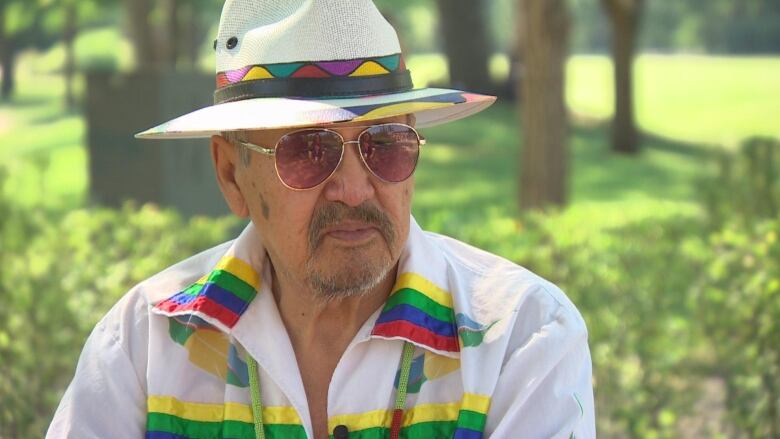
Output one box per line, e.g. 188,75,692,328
393,273,452,309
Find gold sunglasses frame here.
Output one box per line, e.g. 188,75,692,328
235,123,426,191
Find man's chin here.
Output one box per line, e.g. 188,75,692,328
305,254,394,301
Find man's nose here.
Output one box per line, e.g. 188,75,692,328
322,140,376,207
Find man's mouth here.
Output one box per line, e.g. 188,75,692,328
322,221,380,243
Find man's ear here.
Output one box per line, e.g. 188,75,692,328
210,135,249,218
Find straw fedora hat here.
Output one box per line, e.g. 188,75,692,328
135,0,496,139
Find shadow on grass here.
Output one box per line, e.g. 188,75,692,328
0,95,55,108
31,108,82,126
413,102,717,221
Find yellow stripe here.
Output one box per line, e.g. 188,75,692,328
352,102,455,122
460,393,491,414
214,256,261,290
393,272,453,309
349,60,390,76
328,408,391,432
243,66,274,80
148,396,301,424
327,401,462,432
403,402,460,425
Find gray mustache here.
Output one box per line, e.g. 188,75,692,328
308,203,395,250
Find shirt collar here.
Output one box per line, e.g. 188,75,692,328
149,216,460,357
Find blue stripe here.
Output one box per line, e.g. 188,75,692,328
453,428,484,439
198,282,247,315
376,304,457,337
168,292,198,306
146,432,189,439
345,92,466,116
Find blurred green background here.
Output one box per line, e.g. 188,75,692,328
1,0,779,438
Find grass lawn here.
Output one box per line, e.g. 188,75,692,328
567,54,780,147
411,52,780,147
0,53,87,208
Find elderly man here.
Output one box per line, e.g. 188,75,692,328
48,0,595,438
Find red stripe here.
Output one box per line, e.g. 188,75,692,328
290,64,331,78
155,295,240,328
372,321,460,352
389,409,403,439
216,73,230,88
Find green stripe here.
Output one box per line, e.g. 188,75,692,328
266,63,304,78
455,409,487,432
181,283,202,297
374,54,401,71
383,288,455,323
168,318,195,345
329,420,456,439
226,369,248,388
147,413,306,439
458,328,486,347
207,269,257,303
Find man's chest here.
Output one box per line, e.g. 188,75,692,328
145,319,477,438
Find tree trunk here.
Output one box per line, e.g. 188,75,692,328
63,2,77,109
436,0,492,93
179,2,199,69
162,0,179,68
603,0,643,154
0,4,14,100
124,0,157,71
518,0,570,210
0,42,15,101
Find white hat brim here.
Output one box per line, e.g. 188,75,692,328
135,88,496,139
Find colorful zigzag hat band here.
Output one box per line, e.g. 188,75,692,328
214,54,413,104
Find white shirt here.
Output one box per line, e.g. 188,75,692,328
47,217,595,438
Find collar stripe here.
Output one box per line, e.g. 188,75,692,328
383,288,454,323
212,257,260,290
376,304,457,338
202,269,257,302
156,295,240,329
371,273,459,353
373,321,459,352
153,256,260,331
393,273,453,308
162,283,248,317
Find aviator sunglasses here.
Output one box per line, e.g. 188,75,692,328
236,123,426,190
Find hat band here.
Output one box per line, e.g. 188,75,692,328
213,70,413,104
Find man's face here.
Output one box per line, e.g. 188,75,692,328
219,116,414,301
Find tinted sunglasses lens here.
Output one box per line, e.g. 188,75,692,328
275,130,343,189
359,125,420,182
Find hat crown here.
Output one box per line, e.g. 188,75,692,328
215,0,402,72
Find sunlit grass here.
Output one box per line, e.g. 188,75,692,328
567,54,780,147
411,101,710,249
409,52,780,147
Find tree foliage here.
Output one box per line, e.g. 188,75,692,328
572,0,780,53
0,167,238,437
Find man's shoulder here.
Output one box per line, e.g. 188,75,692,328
132,238,236,306
421,230,587,344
